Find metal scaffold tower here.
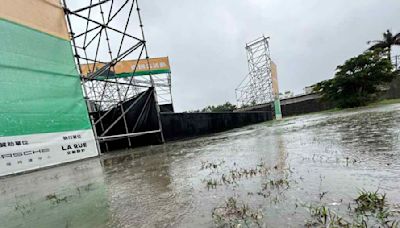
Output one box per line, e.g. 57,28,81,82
236,36,274,107
63,0,164,150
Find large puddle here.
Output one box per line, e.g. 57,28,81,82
1,104,400,227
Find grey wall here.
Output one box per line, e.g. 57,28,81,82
235,94,334,117
160,112,272,141
383,76,400,99
238,94,334,117
280,94,334,116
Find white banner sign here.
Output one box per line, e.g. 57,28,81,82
0,129,99,176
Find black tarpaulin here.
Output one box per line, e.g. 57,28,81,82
92,87,163,151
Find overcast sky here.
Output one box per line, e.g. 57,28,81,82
136,0,400,111
70,0,400,111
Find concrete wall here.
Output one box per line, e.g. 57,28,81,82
160,112,272,141
235,93,334,117
383,76,400,99
236,103,273,113
280,94,334,116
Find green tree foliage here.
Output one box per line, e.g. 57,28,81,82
202,102,237,112
314,50,397,108
190,102,237,113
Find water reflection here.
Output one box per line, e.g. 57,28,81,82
102,150,193,227
335,110,400,163
0,159,109,228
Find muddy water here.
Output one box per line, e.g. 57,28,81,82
1,104,400,227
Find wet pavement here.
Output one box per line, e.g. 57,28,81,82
1,103,400,227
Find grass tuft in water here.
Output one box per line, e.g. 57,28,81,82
212,197,263,228
201,160,225,170
304,190,400,228
45,193,68,205
355,189,386,214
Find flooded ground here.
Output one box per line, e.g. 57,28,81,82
1,104,400,227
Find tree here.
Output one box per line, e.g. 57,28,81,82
201,102,237,112
368,30,400,61
188,102,237,113
314,50,397,108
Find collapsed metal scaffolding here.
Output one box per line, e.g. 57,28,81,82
62,0,164,150
235,36,274,107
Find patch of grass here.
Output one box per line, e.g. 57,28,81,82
212,197,263,228
204,160,294,225
204,178,219,190
14,200,34,217
304,190,400,227
202,161,272,188
355,189,386,214
305,205,352,227
201,160,225,170
261,178,289,191
368,98,400,107
45,193,68,205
